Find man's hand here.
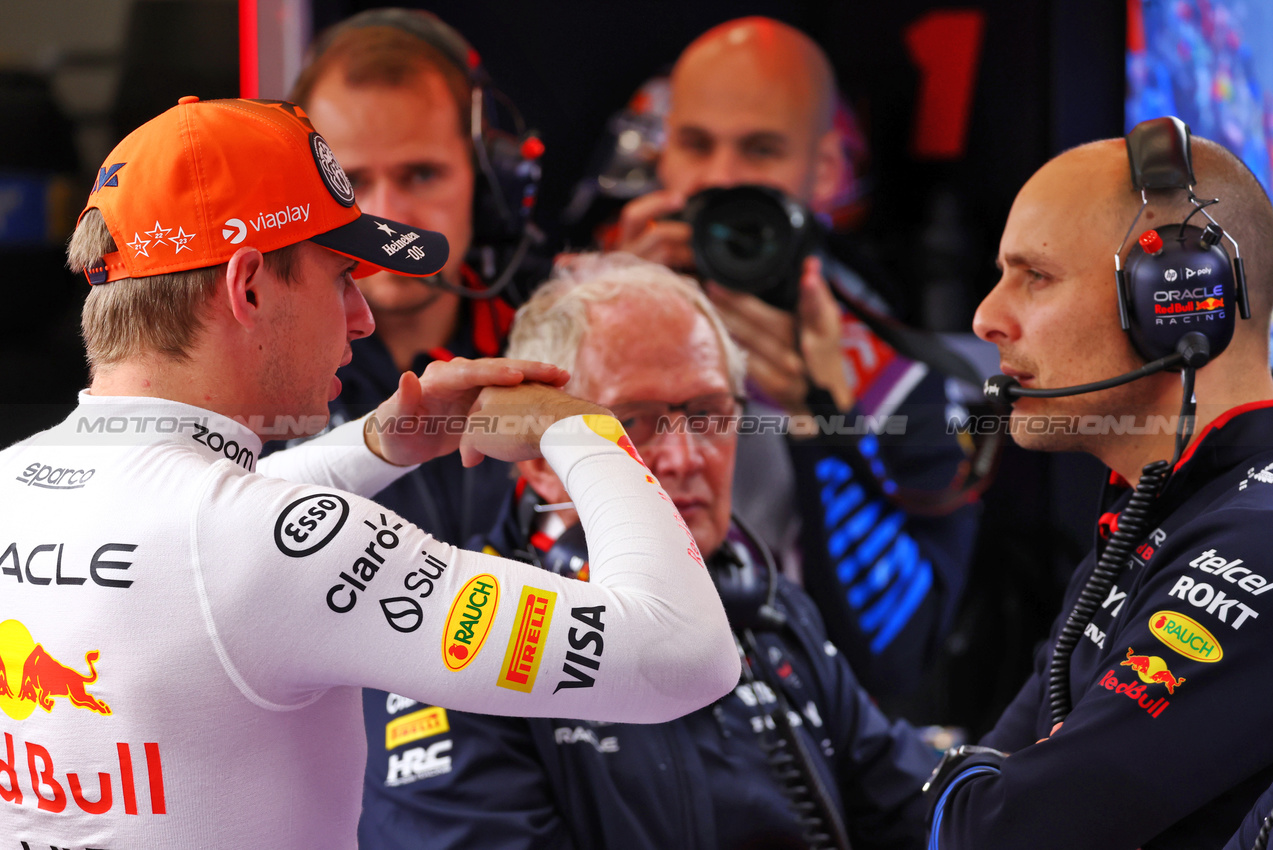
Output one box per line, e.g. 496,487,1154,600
706,256,854,415
797,256,855,412
364,358,570,466
613,189,695,269
1036,722,1064,745
458,383,611,467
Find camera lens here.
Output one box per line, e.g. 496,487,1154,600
685,185,815,311
701,194,789,279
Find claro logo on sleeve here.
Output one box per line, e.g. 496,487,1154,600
442,574,500,671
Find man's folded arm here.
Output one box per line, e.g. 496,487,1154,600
196,414,741,724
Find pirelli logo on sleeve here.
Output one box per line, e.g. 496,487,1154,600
497,586,557,693
385,706,449,750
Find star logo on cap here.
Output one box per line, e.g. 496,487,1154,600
126,233,152,258
145,221,172,246
376,222,397,236
170,226,197,254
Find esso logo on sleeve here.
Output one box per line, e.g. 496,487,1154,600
274,493,350,557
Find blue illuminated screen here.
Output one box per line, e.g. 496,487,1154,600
1127,0,1273,195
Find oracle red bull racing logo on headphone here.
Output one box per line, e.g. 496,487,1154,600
442,574,500,671
1153,284,1226,324
0,620,110,720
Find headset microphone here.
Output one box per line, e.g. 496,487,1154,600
985,117,1246,406
983,331,1212,401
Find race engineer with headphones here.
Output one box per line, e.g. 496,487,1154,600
359,253,938,850
287,8,545,546
924,119,1273,849
0,97,737,848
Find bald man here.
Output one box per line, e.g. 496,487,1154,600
925,132,1273,849
612,16,981,704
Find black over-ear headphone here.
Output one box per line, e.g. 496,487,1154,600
985,116,1251,403
1116,115,1250,361
310,8,543,296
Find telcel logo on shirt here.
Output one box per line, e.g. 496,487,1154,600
442,574,500,671
1148,610,1223,662
497,586,557,693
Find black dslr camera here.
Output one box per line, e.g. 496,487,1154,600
682,185,819,311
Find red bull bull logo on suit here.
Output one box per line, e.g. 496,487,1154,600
0,619,167,816
0,619,109,719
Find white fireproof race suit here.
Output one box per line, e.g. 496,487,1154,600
0,394,737,848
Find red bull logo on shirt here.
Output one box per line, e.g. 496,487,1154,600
583,415,647,468
1119,646,1186,693
0,619,110,720
0,621,163,818
442,574,500,672
0,734,166,816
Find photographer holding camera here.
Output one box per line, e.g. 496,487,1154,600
609,17,981,704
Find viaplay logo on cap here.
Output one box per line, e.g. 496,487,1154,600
309,132,356,207
222,219,247,244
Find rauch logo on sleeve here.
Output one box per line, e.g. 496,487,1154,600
442,575,500,671
1148,611,1223,662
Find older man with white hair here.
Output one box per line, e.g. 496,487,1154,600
359,252,938,850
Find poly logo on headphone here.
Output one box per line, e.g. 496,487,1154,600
1164,269,1178,282
309,132,356,208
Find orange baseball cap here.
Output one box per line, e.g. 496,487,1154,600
80,96,448,285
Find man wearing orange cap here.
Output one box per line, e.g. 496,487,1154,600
0,96,738,848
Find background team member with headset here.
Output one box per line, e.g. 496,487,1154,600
925,121,1273,848
606,16,980,703
289,9,542,546
285,13,569,819
1,96,738,848
359,253,937,850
